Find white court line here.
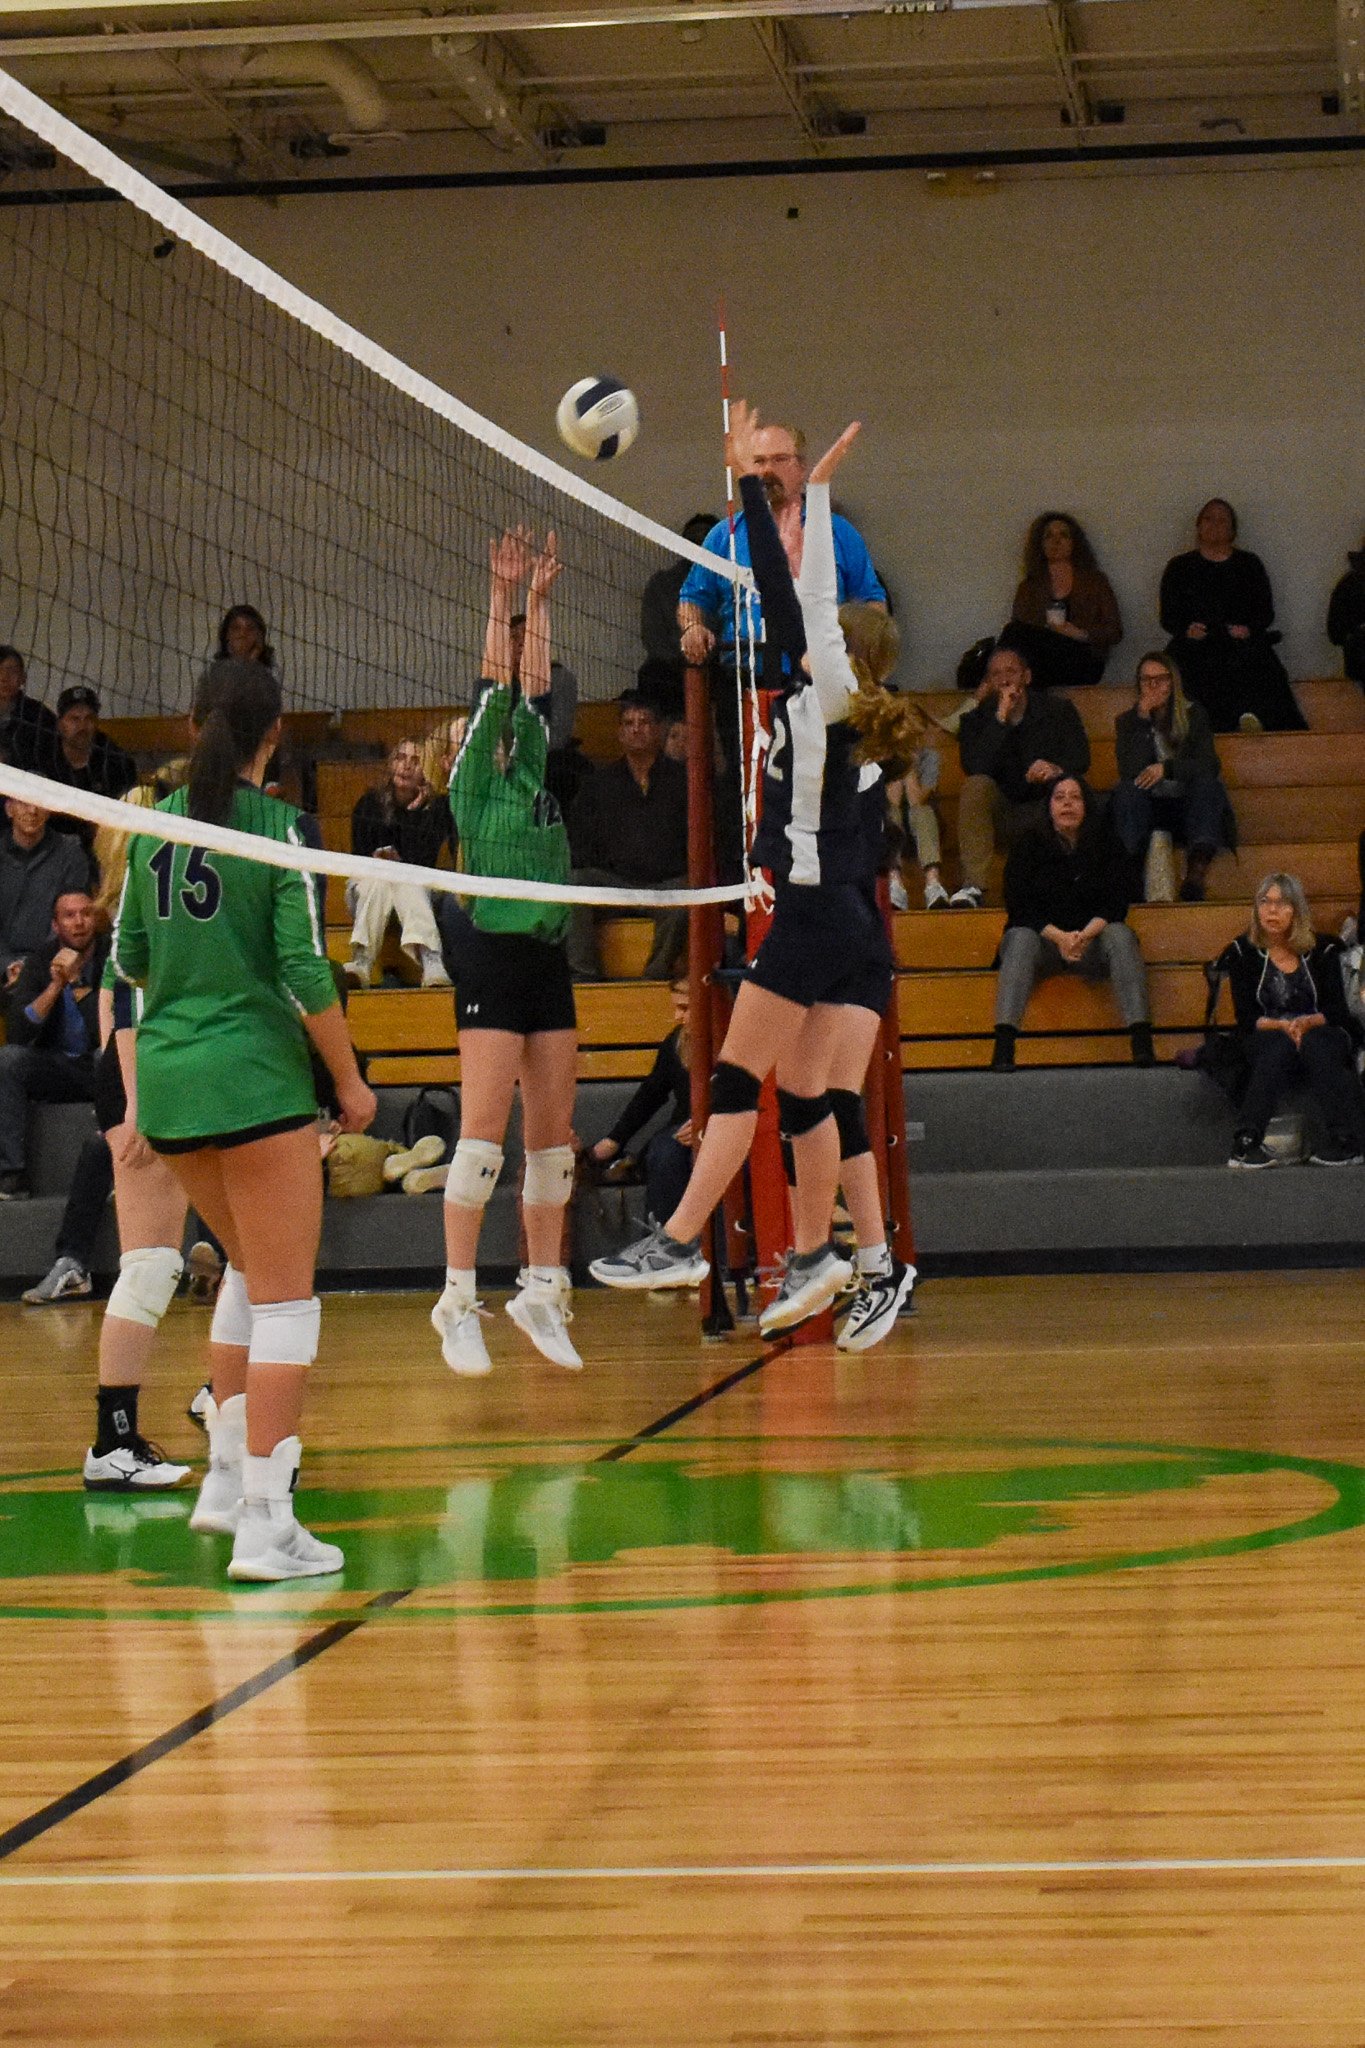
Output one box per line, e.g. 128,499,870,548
3,1853,1365,1889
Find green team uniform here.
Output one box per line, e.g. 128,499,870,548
108,784,337,1144
451,683,570,941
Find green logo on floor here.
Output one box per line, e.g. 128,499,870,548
1,1438,1360,1622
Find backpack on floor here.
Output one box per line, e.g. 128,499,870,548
402,1087,458,1161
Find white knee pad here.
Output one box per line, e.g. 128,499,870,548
210,1262,254,1349
106,1246,183,1329
444,1138,503,1209
523,1145,575,1208
247,1297,322,1367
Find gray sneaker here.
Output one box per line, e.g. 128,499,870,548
22,1254,92,1305
759,1244,854,1337
589,1227,709,1291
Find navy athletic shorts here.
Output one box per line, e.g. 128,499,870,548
747,882,894,1015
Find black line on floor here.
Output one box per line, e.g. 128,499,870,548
0,1587,410,1864
595,1344,783,1463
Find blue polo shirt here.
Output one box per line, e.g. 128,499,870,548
678,500,886,659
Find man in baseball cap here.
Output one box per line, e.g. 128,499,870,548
42,683,139,849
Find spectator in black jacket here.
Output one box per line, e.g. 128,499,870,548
1327,536,1365,687
639,514,719,708
992,776,1152,1071
1217,872,1365,1168
0,647,59,773
1158,499,1305,733
952,646,1090,908
590,972,693,1223
0,798,91,981
567,693,689,981
38,686,139,854
345,738,453,988
0,891,106,1197
1111,650,1232,903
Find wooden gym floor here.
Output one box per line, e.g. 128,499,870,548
3,1271,1365,2044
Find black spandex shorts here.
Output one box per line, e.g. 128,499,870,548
148,1112,317,1157
456,928,577,1037
747,882,895,1015
92,1039,128,1136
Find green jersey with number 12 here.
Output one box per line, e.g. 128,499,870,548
108,784,338,1144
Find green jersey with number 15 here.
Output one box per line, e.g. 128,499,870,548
108,784,338,1144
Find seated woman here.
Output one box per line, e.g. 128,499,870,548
1111,650,1232,903
998,512,1122,690
590,971,692,1224
992,775,1153,1071
1327,531,1365,687
1159,499,1305,733
1216,873,1365,1168
345,738,453,988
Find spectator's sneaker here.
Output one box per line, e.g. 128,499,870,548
432,1289,493,1376
759,1244,854,1337
590,1228,709,1291
948,885,983,910
506,1269,582,1370
1238,712,1264,736
382,1134,446,1185
836,1260,917,1353
924,878,951,910
186,1240,222,1303
22,1255,92,1305
0,1173,29,1201
83,1437,190,1491
403,1164,451,1196
1308,1141,1365,1166
1228,1133,1275,1169
888,870,910,912
226,1437,343,1582
343,947,372,989
187,1382,212,1430
418,946,453,989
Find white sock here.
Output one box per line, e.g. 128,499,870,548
858,1242,892,1278
444,1267,476,1297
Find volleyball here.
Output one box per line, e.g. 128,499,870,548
556,376,640,461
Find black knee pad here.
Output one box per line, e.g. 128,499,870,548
710,1060,763,1115
776,1087,832,1139
829,1087,871,1161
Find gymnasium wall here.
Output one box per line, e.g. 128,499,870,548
208,154,1365,698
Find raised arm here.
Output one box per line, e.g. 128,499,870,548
519,531,561,702
482,525,533,686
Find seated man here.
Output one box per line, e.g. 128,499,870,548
567,693,689,981
0,647,59,773
0,798,92,983
0,890,106,1199
951,647,1090,908
38,686,139,851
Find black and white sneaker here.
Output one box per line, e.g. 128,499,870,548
1228,1132,1275,1169
759,1244,854,1337
1308,1141,1365,1166
187,1382,212,1430
590,1228,709,1291
83,1437,191,1491
836,1260,917,1353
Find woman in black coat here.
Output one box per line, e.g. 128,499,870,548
1216,872,1365,1168
991,776,1153,1071
1159,498,1305,733
1327,535,1365,687
1111,650,1233,902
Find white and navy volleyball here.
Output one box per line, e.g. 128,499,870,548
555,376,640,461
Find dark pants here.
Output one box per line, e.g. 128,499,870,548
55,1130,114,1265
1109,773,1228,858
643,1128,692,1226
0,1046,97,1176
1237,1026,1365,1146
1169,635,1306,733
999,618,1105,689
434,894,479,984
567,869,688,982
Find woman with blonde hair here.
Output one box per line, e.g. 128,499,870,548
1111,649,1231,902
1215,872,1365,1168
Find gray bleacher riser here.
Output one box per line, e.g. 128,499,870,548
0,1198,119,1282
902,1067,1240,1173
25,1102,103,1198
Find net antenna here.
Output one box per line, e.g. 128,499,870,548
715,302,761,884
0,66,755,741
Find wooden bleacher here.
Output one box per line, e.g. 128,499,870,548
108,677,1365,1081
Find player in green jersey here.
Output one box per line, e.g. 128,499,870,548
111,658,376,1581
431,526,582,1376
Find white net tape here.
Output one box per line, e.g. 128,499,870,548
0,761,746,909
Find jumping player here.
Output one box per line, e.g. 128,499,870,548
110,658,375,1580
430,527,582,1376
593,414,897,1336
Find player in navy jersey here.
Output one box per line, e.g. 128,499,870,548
593,406,901,1335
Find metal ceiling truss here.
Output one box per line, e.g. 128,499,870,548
1340,0,1365,124
750,15,828,150
1043,0,1092,132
